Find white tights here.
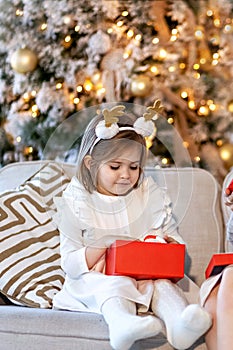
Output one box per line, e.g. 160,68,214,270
101,296,162,350
151,279,212,349
101,279,212,350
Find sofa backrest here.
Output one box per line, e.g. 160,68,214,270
0,161,224,286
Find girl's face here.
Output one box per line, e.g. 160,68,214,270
96,147,141,196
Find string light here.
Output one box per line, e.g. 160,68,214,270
193,72,200,79
214,18,221,27
73,97,80,104
194,26,204,40
207,100,217,112
181,90,188,99
170,29,178,42
31,104,38,113
122,11,128,17
23,92,30,102
194,156,201,163
96,87,106,98
31,90,37,97
152,37,159,44
76,85,83,93
212,59,219,66
83,79,93,92
170,35,177,42
209,103,216,111
24,146,33,155
168,65,176,72
198,105,209,116
161,158,168,165
31,104,39,118
116,20,124,27
123,50,131,59
158,48,167,60
200,58,207,64
40,23,47,31
150,65,159,75
167,117,174,124
56,82,63,89
206,9,213,17
135,34,142,41
63,15,73,26
224,24,233,33
16,9,23,16
64,35,71,43
216,139,223,147
127,29,134,38
193,63,200,70
92,72,101,84
179,63,186,69
188,100,196,109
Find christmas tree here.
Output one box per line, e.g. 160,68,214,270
0,0,233,183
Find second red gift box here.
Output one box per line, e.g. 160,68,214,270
205,253,233,279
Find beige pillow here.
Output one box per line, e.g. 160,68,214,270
0,162,70,308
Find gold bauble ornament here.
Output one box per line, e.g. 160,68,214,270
130,75,153,97
218,143,233,169
10,48,38,73
227,100,233,113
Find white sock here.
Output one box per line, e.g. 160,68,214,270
101,297,163,350
151,280,212,350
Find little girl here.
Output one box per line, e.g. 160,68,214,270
53,102,212,350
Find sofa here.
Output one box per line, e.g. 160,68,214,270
0,160,232,350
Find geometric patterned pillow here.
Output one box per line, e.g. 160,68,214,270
0,162,70,308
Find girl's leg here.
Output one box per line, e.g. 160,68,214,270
101,296,162,350
151,279,212,350
204,284,219,350
215,267,233,350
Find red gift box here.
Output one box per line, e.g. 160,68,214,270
205,253,233,279
105,240,185,282
227,179,233,193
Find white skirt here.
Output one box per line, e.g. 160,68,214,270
53,271,154,314
199,265,233,306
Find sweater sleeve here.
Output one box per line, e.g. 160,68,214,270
53,196,89,278
147,177,185,244
227,211,233,243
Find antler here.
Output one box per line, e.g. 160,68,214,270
102,105,125,127
143,99,164,121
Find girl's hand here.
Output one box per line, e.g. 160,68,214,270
164,235,179,244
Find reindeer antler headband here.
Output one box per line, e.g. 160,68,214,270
90,100,163,153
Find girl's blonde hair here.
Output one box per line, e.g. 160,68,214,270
76,112,147,193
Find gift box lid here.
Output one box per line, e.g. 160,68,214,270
205,253,233,279
105,240,185,281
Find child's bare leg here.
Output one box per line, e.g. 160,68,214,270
203,284,218,350
216,267,233,350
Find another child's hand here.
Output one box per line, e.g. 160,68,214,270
224,185,233,211
164,235,179,244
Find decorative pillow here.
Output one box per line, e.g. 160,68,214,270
0,162,70,308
